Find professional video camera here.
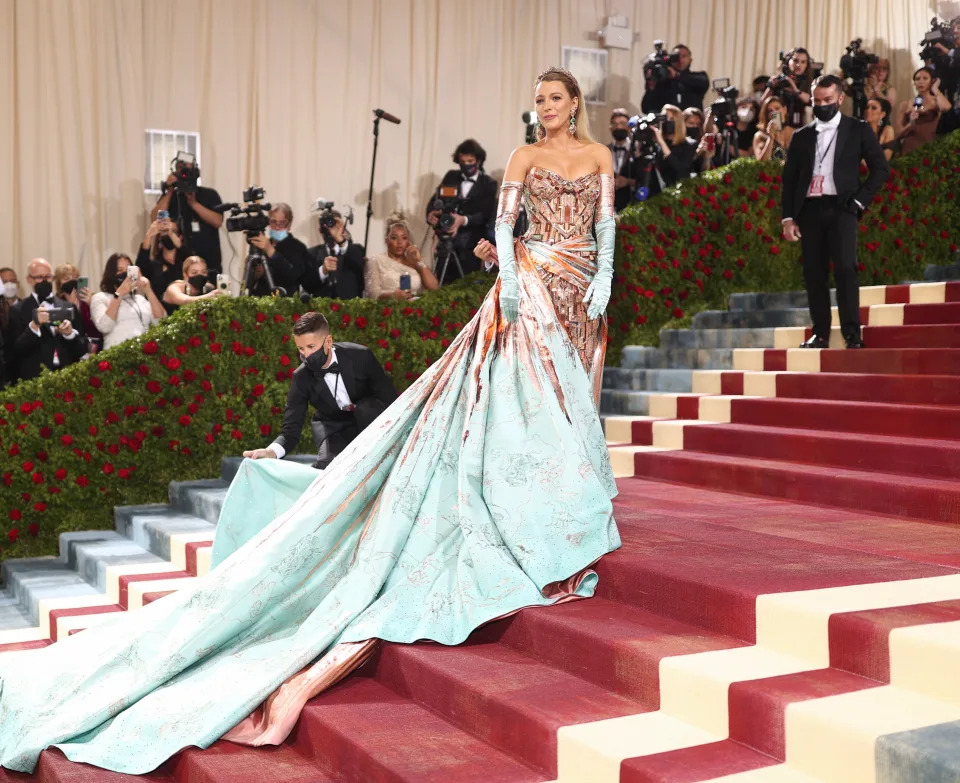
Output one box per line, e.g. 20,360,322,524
522,110,539,144
643,40,679,84
708,80,739,125
429,187,461,235
839,39,878,119
920,17,957,61
220,186,284,296
224,186,270,236
767,51,824,98
162,152,200,195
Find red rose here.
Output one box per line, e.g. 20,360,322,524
769,245,780,255
166,357,181,370
118,468,130,480
28,522,39,537
8,529,18,542
252,384,265,397
330,302,340,312
213,423,223,433
381,307,393,316
3,403,13,412
75,475,89,487
230,320,242,332
34,502,46,512
54,468,67,480
259,424,272,436
390,328,401,338
98,360,112,372
89,376,102,389
673,307,684,318
274,313,286,323
384,361,393,372
356,316,368,328
143,341,159,355
231,429,243,440
205,433,216,444
22,460,34,472
189,336,203,347
279,355,291,367
146,380,162,394
169,375,181,386
31,471,43,484
179,415,192,426
102,463,115,475
636,315,647,324
342,314,352,325
255,312,267,323
209,343,222,354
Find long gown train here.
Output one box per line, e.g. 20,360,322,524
0,167,620,774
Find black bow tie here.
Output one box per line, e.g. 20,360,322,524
317,362,339,376
462,174,477,181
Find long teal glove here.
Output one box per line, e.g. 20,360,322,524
583,214,615,320
494,222,519,322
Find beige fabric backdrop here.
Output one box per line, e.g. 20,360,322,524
0,0,942,286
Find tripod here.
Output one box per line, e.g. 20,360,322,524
243,242,285,296
714,123,740,167
848,78,868,119
434,233,465,285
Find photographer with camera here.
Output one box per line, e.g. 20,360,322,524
304,205,365,300
426,139,497,284
138,216,191,316
11,258,89,381
163,256,227,311
839,39,880,119
246,203,310,297
760,47,814,128
643,104,698,198
89,253,165,351
641,43,709,114
919,17,960,134
365,213,439,301
150,153,224,279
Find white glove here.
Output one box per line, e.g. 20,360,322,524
583,215,615,319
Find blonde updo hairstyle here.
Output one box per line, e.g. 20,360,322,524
534,66,595,143
383,211,412,242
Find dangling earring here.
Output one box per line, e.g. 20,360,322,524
535,120,545,141
568,108,577,136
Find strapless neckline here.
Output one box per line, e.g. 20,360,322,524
528,166,601,186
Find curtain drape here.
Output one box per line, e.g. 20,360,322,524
0,0,935,285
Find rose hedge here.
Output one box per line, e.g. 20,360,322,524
1,133,957,560
607,130,960,364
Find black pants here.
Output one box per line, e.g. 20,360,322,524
797,196,861,340
312,396,388,469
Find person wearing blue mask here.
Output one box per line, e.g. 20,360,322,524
242,311,397,469
247,202,310,295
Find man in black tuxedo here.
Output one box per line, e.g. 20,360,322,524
782,74,889,349
11,258,89,381
303,210,366,299
426,138,498,284
608,108,637,212
243,312,396,469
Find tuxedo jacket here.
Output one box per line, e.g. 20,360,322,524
273,342,397,455
12,295,89,381
303,242,366,299
430,170,498,244
781,115,890,221
608,143,637,212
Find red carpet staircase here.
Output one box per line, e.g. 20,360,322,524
3,281,960,782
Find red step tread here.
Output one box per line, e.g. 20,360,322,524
818,347,960,375
631,449,960,524
294,675,541,782
173,742,332,783
680,423,960,480
773,371,960,406
619,739,777,783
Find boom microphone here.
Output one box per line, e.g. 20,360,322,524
212,202,239,213
374,108,401,125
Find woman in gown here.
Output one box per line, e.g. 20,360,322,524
0,67,620,774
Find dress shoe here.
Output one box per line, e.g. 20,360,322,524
800,335,829,349
844,336,865,349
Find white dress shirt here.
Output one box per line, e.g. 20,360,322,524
611,142,631,174
460,173,478,199
269,347,352,458
810,111,842,196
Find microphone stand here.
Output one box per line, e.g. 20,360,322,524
363,115,382,252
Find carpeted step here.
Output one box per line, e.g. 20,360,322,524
371,641,646,776
734,346,960,375
18,749,177,782
676,423,960,481
618,738,780,782
774,323,960,350
294,675,542,782
171,742,334,783
471,597,745,706
629,449,960,524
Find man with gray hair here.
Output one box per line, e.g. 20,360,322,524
247,202,310,295
11,258,89,381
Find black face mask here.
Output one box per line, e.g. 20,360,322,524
33,280,53,301
188,274,208,292
661,121,676,137
303,346,328,372
686,127,703,141
813,102,840,122
114,273,127,288
460,163,478,178
61,279,79,295
160,235,177,250
611,128,629,141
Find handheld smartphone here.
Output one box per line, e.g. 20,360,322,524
127,265,141,284
78,276,89,290
216,274,230,293
46,307,73,323
157,210,170,221
399,274,412,291
770,111,783,131
705,134,716,152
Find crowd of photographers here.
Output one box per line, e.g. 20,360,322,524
1,18,957,390
612,18,959,208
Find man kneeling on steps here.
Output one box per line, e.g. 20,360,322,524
244,311,397,469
